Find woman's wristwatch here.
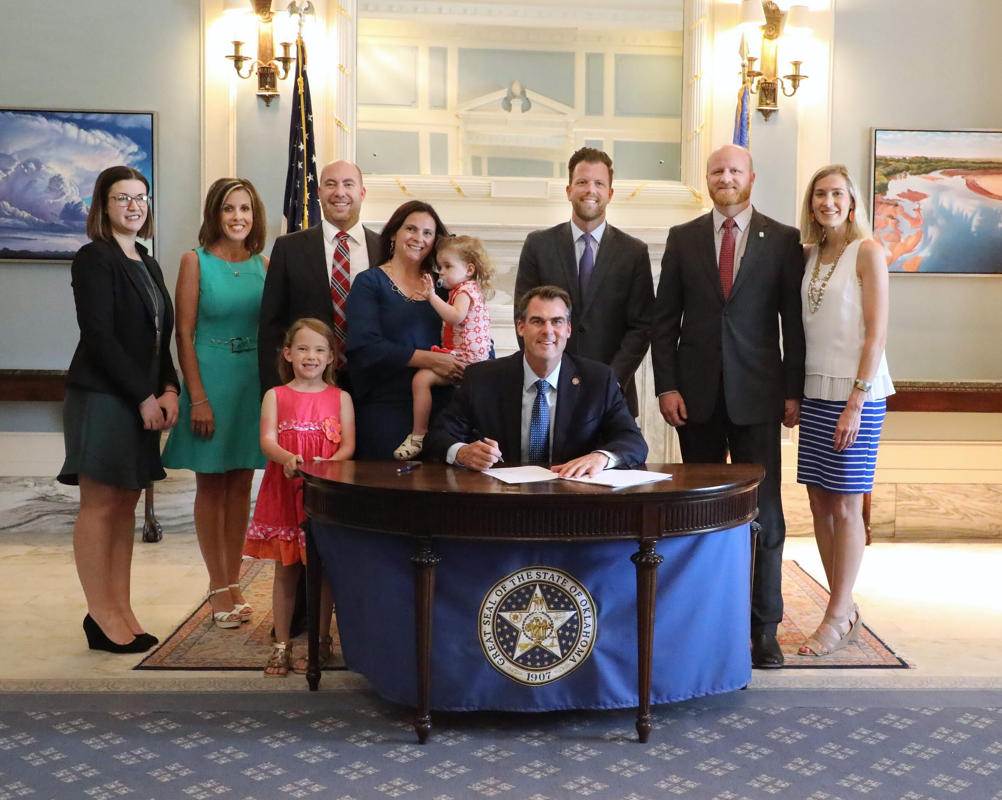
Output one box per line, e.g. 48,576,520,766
853,378,872,394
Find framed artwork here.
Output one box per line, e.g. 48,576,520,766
0,108,155,262
871,128,1002,274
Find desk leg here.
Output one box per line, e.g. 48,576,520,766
304,520,322,692
631,541,663,744
412,541,440,744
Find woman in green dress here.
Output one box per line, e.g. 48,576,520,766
161,178,268,628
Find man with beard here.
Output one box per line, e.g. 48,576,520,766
514,148,654,417
651,144,805,669
258,159,380,393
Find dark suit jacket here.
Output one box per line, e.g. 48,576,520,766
651,209,805,426
424,352,648,468
258,223,380,391
514,221,654,417
66,239,178,405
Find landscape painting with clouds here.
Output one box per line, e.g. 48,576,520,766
0,109,154,261
872,129,1002,274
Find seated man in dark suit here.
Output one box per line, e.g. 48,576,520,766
425,286,647,475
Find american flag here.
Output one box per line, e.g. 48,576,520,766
282,36,320,232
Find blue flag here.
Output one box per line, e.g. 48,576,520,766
733,82,751,148
283,37,320,232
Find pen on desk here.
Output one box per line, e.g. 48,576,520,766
396,462,421,475
471,429,503,463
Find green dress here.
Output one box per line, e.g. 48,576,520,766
161,248,267,473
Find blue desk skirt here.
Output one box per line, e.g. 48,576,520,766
315,523,752,712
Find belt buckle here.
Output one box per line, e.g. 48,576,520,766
230,337,248,353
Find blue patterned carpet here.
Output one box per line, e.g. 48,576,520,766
2,692,1001,800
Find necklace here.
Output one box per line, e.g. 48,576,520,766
808,238,850,314
382,263,421,303
132,258,162,353
211,248,247,277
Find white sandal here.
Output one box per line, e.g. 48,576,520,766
394,433,425,461
229,584,252,622
206,587,242,629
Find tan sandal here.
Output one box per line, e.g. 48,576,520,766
799,605,861,656
206,587,242,629
265,641,292,677
229,584,252,622
394,433,424,460
293,636,333,675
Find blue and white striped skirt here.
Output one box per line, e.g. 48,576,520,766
797,398,887,494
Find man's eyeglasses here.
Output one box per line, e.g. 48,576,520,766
110,193,151,207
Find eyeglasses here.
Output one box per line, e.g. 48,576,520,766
110,193,151,207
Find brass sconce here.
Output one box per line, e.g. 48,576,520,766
224,0,315,106
738,1,811,120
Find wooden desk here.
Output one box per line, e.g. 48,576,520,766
301,461,763,744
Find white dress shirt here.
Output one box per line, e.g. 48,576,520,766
711,204,754,279
571,219,606,272
446,357,618,467
322,218,370,286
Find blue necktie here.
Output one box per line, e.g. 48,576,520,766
528,379,550,463
578,232,595,297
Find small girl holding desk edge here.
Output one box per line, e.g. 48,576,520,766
394,235,494,460
244,318,355,677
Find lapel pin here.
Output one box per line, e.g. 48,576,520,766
759,231,765,238
572,377,580,386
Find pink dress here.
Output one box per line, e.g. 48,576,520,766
433,281,491,364
244,384,343,565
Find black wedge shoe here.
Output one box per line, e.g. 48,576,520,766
135,632,159,648
83,615,154,654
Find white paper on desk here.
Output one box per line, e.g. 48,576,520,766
564,469,672,489
483,466,559,484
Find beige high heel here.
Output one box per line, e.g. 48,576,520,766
394,433,424,460
206,587,242,629
799,605,861,656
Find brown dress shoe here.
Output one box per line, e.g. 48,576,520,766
751,633,784,669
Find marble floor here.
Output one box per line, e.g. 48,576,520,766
1,474,1001,693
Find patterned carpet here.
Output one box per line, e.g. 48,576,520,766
137,560,906,672
2,694,1000,800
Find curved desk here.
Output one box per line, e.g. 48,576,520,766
302,462,763,744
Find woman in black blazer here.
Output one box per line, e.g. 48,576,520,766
58,166,180,654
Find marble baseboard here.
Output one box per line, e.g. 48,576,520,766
782,482,1002,540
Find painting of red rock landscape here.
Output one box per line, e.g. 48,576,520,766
872,129,1002,274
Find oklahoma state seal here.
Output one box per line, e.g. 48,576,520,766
479,567,597,686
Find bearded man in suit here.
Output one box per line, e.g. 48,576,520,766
258,159,381,392
651,144,805,669
514,148,654,418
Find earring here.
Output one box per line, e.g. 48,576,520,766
389,239,395,255
849,209,855,222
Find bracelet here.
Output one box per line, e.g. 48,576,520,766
852,378,873,394
163,387,179,395
191,399,209,407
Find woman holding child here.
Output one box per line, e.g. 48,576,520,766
344,200,462,460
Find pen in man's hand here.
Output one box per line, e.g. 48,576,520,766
471,429,503,463
396,462,421,475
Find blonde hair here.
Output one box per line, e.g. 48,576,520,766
436,235,496,300
799,164,873,245
278,318,338,386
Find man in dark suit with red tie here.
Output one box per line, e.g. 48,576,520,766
258,159,381,392
514,148,654,418
651,144,805,669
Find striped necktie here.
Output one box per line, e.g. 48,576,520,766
719,218,736,300
330,231,350,367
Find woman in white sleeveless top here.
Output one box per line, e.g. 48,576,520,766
796,165,894,657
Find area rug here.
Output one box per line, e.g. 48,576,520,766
136,559,344,671
137,560,907,671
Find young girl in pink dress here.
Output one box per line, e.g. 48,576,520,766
394,235,494,460
244,318,355,676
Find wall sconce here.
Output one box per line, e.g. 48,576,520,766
738,1,811,120
224,0,315,106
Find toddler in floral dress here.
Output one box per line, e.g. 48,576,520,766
395,235,494,460
245,318,355,676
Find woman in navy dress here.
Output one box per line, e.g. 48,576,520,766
345,201,462,460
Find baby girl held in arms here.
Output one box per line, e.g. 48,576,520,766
394,235,494,460
244,318,355,677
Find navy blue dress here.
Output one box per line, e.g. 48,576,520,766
345,268,453,461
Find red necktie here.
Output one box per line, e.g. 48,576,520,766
719,218,736,300
330,231,350,367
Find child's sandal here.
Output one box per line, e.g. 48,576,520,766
394,434,424,461
293,636,333,675
265,641,292,677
